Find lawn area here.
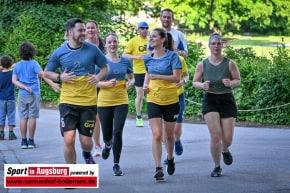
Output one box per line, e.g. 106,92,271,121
119,33,290,59
186,34,290,58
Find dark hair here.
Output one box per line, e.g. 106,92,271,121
165,32,174,51
0,55,13,69
85,20,105,53
161,8,174,19
19,42,36,60
66,18,84,33
104,32,118,43
152,28,168,48
98,38,106,54
86,20,99,28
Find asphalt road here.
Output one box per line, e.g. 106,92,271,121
1,108,290,193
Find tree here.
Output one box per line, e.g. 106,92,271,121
0,0,137,102
145,0,290,35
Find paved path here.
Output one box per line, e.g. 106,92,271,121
1,109,290,193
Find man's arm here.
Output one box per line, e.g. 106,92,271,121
39,71,60,92
176,31,188,57
96,65,109,83
44,69,76,84
123,51,145,60
43,70,59,82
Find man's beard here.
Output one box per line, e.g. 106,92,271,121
162,22,171,28
73,36,85,46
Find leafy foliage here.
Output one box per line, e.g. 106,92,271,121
0,1,136,103
182,43,290,125
0,2,74,102
145,0,290,35
223,44,290,125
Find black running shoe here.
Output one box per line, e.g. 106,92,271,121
154,167,164,181
9,131,17,140
82,153,96,164
113,164,123,176
102,146,111,160
211,166,222,177
166,157,175,175
222,150,233,165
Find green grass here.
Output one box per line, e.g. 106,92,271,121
119,33,290,59
186,34,290,58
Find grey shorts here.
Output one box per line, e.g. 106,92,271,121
18,94,41,119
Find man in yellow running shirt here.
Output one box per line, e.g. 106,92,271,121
123,21,149,127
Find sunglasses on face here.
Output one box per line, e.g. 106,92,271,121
139,27,149,30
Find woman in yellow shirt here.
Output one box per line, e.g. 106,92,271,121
97,33,134,176
143,28,181,181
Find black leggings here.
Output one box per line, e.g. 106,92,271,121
98,104,128,163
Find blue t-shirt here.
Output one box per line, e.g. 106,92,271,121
97,56,133,107
144,50,182,105
45,41,108,106
46,42,107,75
13,60,42,95
0,70,15,100
144,50,182,75
103,57,133,81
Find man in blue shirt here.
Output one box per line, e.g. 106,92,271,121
44,18,109,165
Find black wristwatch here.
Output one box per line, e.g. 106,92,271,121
57,74,61,82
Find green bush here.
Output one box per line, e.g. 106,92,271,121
224,45,290,125
1,3,73,102
0,2,135,103
182,43,205,120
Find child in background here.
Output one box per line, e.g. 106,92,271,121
0,55,17,140
12,42,59,148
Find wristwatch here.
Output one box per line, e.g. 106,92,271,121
57,74,61,82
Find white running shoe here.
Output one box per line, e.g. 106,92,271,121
92,145,102,157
